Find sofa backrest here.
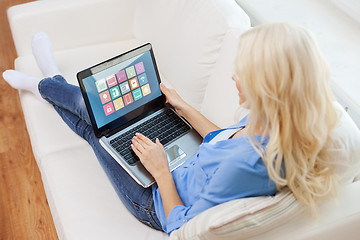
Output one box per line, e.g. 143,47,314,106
133,0,250,111
8,0,138,57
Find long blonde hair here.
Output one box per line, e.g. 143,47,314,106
235,23,339,214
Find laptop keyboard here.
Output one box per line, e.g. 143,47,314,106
109,109,191,165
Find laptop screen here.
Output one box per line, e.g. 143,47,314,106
77,44,165,137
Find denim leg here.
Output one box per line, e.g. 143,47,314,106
38,76,163,231
38,75,91,125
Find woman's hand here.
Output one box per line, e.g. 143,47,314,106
132,133,184,217
131,133,169,180
160,83,189,117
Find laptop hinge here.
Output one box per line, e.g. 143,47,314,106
102,129,111,138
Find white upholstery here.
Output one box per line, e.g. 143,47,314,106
133,0,250,110
41,148,167,240
15,40,144,166
8,0,138,56
200,29,245,128
7,0,360,239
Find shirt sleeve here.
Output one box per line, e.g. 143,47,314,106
164,158,276,234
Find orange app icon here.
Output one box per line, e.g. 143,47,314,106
99,90,111,104
129,77,139,90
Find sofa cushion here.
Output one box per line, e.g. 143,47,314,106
331,101,360,184
170,189,303,240
200,29,247,128
170,181,360,240
134,0,250,110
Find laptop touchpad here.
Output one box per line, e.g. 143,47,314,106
166,145,186,164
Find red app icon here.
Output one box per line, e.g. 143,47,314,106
103,102,115,116
123,92,134,105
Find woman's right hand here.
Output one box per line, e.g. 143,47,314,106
160,83,189,117
160,83,220,137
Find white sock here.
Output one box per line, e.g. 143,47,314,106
2,70,46,102
31,32,61,78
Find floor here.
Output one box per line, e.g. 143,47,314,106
0,0,58,239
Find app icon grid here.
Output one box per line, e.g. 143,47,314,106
95,62,151,115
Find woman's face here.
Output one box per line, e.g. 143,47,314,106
232,74,246,105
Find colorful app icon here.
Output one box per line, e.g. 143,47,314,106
95,78,107,92
113,97,124,111
138,73,148,86
110,86,121,99
123,92,134,105
129,77,139,90
106,74,117,88
103,102,115,116
132,88,143,101
119,81,130,95
135,62,145,75
141,84,151,97
99,90,111,104
116,70,127,83
125,66,136,79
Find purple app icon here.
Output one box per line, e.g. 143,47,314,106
116,70,127,83
135,62,145,75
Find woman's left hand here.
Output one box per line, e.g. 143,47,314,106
131,133,170,180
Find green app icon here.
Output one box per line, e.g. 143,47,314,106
110,86,121,99
132,88,143,101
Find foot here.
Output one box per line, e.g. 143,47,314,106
2,70,46,102
31,32,61,78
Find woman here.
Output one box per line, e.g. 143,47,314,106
3,23,339,234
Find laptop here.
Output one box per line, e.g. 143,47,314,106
77,43,202,187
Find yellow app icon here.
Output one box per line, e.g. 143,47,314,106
113,97,125,111
141,84,151,96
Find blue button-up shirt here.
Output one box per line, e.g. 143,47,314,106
152,117,277,234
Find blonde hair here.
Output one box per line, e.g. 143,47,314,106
235,23,339,214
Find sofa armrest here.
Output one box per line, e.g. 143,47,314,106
8,0,138,57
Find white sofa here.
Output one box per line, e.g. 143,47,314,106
7,0,360,239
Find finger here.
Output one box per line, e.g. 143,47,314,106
136,133,154,145
155,138,164,150
160,83,170,103
160,82,167,92
132,137,146,153
131,143,142,157
132,134,149,147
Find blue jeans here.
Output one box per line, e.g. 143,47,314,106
38,75,163,231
